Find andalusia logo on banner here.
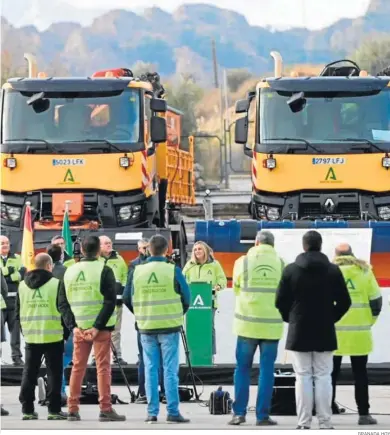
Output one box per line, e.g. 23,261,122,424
192,294,208,309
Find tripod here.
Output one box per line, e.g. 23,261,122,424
110,340,136,403
180,326,201,401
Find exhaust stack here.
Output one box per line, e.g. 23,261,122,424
270,51,283,78
24,53,38,78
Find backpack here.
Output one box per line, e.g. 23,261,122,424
209,387,232,415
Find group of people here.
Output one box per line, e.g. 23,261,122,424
229,230,382,429
0,228,384,427
0,232,227,423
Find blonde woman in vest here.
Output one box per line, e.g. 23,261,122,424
183,241,227,362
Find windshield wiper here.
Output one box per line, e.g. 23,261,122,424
65,139,122,153
5,138,58,153
265,138,321,153
329,138,386,153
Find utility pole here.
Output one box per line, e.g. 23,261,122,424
211,38,228,188
211,39,219,89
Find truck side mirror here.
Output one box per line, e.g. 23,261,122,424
235,99,250,114
235,116,249,144
151,116,167,143
150,98,167,113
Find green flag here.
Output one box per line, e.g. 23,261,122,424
62,209,73,257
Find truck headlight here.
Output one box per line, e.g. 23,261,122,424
256,205,266,219
382,155,390,169
378,206,390,220
118,204,142,222
119,206,132,221
1,203,21,222
266,207,280,221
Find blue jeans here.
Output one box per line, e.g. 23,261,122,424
61,332,73,396
233,337,278,420
141,332,180,417
137,330,165,397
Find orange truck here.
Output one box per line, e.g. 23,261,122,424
1,54,195,266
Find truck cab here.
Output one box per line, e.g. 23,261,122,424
1,55,194,265
235,52,390,222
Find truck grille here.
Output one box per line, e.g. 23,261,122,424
299,202,360,219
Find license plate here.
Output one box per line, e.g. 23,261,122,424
52,158,85,166
312,157,346,165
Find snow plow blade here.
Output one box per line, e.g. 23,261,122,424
195,220,390,288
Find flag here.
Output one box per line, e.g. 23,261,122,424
21,203,35,271
62,207,73,257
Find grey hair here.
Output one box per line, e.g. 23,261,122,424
255,230,275,247
137,238,149,246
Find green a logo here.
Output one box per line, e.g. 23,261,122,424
193,294,204,306
32,288,42,299
325,167,337,181
345,278,355,290
207,270,212,275
76,271,86,282
64,169,75,183
147,272,158,284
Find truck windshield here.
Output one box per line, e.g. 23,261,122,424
259,88,390,152
2,88,141,151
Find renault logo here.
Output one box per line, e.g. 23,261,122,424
324,198,335,213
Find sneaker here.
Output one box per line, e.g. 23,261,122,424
67,412,81,421
135,395,147,404
228,415,246,425
145,415,158,424
13,358,24,366
160,395,167,404
48,411,68,420
98,408,126,422
115,358,128,365
22,412,38,420
358,415,377,425
37,377,46,404
166,414,190,424
1,407,9,416
297,426,310,429
256,417,277,426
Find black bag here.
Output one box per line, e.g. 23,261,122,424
39,379,127,406
209,386,232,415
178,387,194,402
80,382,128,405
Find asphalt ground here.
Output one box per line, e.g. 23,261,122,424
1,385,390,430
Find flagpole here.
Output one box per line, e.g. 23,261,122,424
65,200,71,214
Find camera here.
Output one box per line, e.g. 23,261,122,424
166,249,180,265
72,237,82,262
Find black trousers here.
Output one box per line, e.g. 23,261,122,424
332,355,369,416
3,306,22,359
19,340,64,414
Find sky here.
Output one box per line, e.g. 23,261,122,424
1,0,371,31
66,0,371,30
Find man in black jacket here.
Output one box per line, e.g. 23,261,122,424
16,253,68,420
58,236,126,422
275,230,351,430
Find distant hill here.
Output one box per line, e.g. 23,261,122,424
1,0,389,86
